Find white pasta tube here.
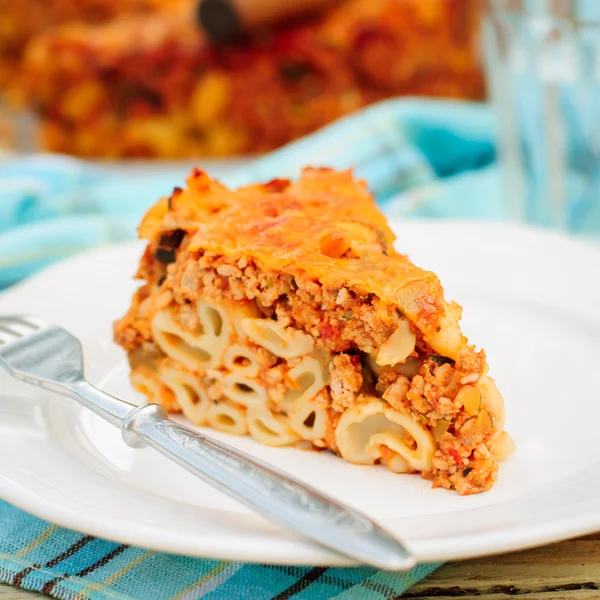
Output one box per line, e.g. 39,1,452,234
131,371,163,403
366,355,420,378
376,319,416,366
280,356,325,411
372,450,412,474
240,318,313,358
335,399,404,465
222,373,269,409
476,375,505,435
247,408,301,446
207,401,248,435
492,431,516,461
367,408,436,472
222,344,260,378
229,302,262,339
287,396,328,441
195,299,231,362
161,368,211,426
335,398,436,472
152,310,214,371
151,303,231,371
425,303,465,361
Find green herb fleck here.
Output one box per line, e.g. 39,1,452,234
343,311,354,321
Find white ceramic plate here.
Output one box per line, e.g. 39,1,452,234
1,220,600,566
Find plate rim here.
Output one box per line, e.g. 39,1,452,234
2,219,600,566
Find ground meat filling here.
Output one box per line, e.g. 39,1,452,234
114,242,494,494
329,353,363,411
407,360,464,419
172,248,406,355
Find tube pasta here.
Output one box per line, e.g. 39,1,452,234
476,375,505,436
207,401,248,435
222,373,268,409
247,408,301,446
222,345,260,378
131,370,180,412
152,310,212,371
195,299,231,360
240,318,313,358
151,302,230,370
230,302,262,339
376,319,416,366
335,398,436,472
335,399,404,465
492,431,516,460
287,396,328,441
311,346,332,385
131,371,163,403
374,451,412,474
426,304,465,361
160,368,211,425
281,356,325,410
366,355,420,378
367,408,435,472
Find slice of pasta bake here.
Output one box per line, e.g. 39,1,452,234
114,167,514,495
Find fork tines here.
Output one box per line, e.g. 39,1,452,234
0,316,42,345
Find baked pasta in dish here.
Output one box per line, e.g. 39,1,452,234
114,167,514,494
19,0,483,158
0,0,187,90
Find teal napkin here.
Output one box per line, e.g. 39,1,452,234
0,502,439,600
0,99,496,288
0,98,496,599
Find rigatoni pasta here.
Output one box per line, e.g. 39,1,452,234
160,368,211,425
207,401,248,436
247,408,301,447
115,167,514,495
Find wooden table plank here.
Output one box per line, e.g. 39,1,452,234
0,586,39,599
2,536,600,599
406,593,600,600
406,535,600,599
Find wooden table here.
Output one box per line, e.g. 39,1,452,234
2,535,600,599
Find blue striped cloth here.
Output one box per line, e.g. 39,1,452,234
0,502,439,599
0,98,496,599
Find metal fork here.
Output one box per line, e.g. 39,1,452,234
0,315,415,570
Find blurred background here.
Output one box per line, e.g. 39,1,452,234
0,0,483,156
1,0,599,286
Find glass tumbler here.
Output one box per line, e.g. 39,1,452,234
483,0,600,236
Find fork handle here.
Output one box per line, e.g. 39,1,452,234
121,404,415,571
